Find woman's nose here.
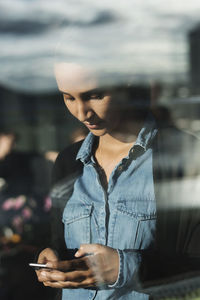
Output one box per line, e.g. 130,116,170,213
76,99,92,122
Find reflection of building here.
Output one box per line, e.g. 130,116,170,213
0,85,81,152
189,25,200,94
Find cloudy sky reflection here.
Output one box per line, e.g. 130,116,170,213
0,0,200,92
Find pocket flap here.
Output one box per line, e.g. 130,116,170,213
117,204,156,220
62,203,93,224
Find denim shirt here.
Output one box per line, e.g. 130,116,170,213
62,118,157,300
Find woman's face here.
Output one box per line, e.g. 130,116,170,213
55,63,120,136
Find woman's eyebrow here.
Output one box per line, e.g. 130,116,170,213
60,91,74,97
81,88,104,97
59,88,105,97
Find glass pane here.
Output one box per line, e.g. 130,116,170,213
1,1,200,299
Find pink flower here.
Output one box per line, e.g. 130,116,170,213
44,196,52,212
2,198,14,210
13,195,26,210
22,207,32,220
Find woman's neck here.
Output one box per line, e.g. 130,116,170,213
98,119,144,152
98,134,134,153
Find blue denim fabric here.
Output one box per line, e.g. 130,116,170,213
62,117,157,300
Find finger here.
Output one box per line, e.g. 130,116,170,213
37,269,51,282
75,244,100,257
40,269,93,283
43,281,53,287
46,257,88,271
38,248,58,264
40,269,65,282
44,280,80,288
37,269,57,282
44,277,97,288
36,267,52,279
43,280,65,288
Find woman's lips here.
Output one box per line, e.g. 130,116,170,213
84,122,102,129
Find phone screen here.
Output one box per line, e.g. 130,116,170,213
29,263,51,270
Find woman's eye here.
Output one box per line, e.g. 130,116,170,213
89,93,104,100
63,95,75,101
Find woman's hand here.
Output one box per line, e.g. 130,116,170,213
38,244,119,289
36,248,59,283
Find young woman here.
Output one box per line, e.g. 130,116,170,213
35,62,157,299
36,62,200,299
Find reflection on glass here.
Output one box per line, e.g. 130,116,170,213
1,1,200,300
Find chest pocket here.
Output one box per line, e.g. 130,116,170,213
62,203,93,249
112,204,156,250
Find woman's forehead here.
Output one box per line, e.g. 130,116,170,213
54,62,97,93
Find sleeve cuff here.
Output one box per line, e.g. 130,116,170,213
108,249,123,288
108,249,142,289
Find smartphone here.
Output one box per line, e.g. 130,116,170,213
29,263,52,270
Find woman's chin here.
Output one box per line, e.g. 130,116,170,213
88,128,107,136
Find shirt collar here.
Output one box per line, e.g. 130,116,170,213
76,113,157,164
76,132,96,164
134,113,157,151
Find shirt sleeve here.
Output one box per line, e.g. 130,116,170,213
108,249,142,289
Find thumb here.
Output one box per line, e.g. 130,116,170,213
75,244,98,258
38,248,58,264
